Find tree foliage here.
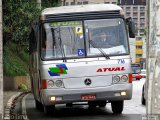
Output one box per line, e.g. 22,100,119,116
3,0,40,45
3,0,60,46
3,0,60,76
42,0,61,8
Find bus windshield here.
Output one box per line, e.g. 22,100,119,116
41,18,129,60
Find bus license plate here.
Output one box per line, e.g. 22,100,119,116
81,94,96,100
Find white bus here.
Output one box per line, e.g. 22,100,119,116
29,4,135,115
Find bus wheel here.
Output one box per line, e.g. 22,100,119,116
98,101,106,107
141,95,146,105
88,101,97,108
44,105,55,115
141,86,146,105
111,100,123,114
35,100,43,111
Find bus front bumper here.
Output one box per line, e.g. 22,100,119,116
40,84,132,105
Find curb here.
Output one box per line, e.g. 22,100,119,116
3,92,22,120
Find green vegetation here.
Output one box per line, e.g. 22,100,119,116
3,0,60,76
18,83,28,92
3,43,29,76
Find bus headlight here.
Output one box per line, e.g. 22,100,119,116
47,80,54,88
112,76,120,84
55,80,63,87
121,75,128,82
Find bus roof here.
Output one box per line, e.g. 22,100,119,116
41,4,122,16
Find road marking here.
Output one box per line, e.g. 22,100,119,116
22,93,30,120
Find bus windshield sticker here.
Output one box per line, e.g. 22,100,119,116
78,49,85,56
118,59,125,64
49,21,82,27
48,64,68,76
75,26,83,34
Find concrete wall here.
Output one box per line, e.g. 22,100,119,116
3,76,31,91
129,38,136,63
147,0,160,115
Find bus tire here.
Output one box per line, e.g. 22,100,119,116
44,105,55,115
141,86,146,105
111,100,123,114
35,100,43,111
98,101,106,107
141,95,146,105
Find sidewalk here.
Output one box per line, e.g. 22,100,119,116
3,91,20,109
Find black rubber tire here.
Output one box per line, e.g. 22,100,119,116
141,95,146,105
111,100,124,114
44,105,55,115
98,101,107,107
142,86,146,105
35,100,43,111
88,101,98,108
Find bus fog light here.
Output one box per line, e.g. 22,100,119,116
55,80,63,87
112,76,120,83
121,75,128,82
121,92,127,96
50,96,56,101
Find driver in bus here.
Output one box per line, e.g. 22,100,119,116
94,31,112,48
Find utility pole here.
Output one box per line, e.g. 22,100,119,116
147,0,160,118
0,0,3,117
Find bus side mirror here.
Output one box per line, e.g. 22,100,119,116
126,17,135,38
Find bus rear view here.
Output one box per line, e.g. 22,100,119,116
29,4,135,115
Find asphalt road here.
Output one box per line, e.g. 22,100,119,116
14,78,146,120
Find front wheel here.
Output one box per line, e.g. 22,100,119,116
111,100,124,114
141,86,146,105
141,95,146,105
35,100,43,111
44,105,55,115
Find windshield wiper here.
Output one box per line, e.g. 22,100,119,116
52,27,67,62
89,40,110,59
